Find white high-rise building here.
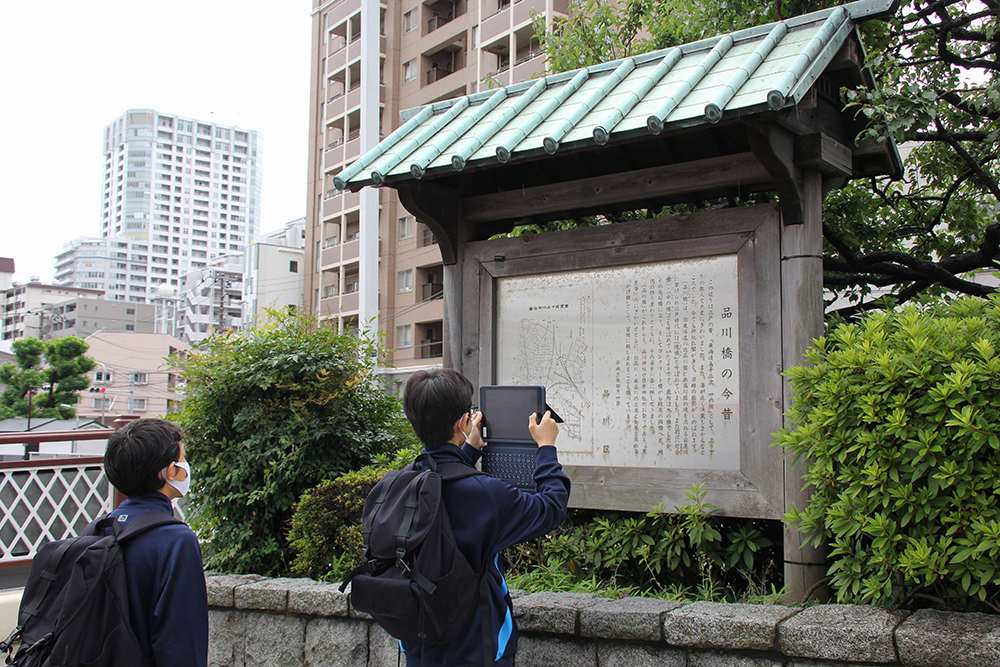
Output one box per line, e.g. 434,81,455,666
98,109,262,303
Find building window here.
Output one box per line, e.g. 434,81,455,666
402,59,415,83
95,371,113,383
129,398,148,412
396,324,412,350
399,215,414,240
403,10,416,32
131,372,148,385
397,269,413,293
289,260,299,273
93,398,112,410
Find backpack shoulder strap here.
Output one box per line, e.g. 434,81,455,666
19,537,78,620
116,510,185,543
437,461,484,482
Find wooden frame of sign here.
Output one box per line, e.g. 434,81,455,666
460,204,783,519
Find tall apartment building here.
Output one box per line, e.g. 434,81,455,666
97,109,262,303
55,236,162,293
305,0,568,380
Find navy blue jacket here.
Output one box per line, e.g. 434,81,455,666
107,494,209,667
401,442,570,667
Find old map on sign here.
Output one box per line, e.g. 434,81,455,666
495,255,741,470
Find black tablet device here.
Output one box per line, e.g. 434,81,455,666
479,385,546,491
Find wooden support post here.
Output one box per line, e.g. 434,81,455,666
780,170,828,603
749,120,828,602
442,220,470,372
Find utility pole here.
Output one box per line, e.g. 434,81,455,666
214,271,233,331
24,386,37,459
359,0,380,338
24,388,35,434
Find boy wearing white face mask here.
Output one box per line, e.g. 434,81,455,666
104,418,208,667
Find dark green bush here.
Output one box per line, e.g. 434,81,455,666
288,441,422,581
171,309,416,576
776,296,1000,612
288,466,385,581
504,485,780,601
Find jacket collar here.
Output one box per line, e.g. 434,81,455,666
424,442,474,466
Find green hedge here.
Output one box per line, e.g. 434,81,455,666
776,297,1000,612
172,309,415,576
288,466,385,581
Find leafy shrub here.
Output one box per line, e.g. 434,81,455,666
288,466,385,581
776,296,1000,612
171,309,416,576
504,485,780,601
288,441,423,581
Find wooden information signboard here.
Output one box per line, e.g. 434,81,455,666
462,204,784,518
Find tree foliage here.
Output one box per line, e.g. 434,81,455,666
0,337,95,419
776,297,1000,612
533,0,1000,318
170,309,416,576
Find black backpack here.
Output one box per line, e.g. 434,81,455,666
341,453,493,666
0,510,183,667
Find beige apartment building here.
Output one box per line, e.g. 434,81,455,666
305,0,569,379
78,332,189,424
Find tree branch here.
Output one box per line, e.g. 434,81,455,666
934,119,1000,200
939,92,1000,121
913,131,992,141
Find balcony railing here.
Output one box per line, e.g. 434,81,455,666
420,339,444,359
427,66,454,84
514,48,543,66
421,229,438,247
428,14,452,31
422,282,444,300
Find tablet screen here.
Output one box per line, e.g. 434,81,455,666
479,385,545,442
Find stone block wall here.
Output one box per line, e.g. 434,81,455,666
206,574,1000,667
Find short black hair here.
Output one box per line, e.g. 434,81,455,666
104,418,182,497
403,369,474,447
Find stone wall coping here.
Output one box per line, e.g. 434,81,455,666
205,574,1000,667
663,600,799,651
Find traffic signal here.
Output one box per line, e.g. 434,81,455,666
88,387,106,393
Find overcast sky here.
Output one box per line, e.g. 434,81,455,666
0,0,313,283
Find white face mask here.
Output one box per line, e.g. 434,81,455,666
161,461,191,497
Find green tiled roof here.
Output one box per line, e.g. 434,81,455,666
336,1,891,191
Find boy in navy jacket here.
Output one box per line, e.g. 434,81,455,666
103,418,209,667
401,369,570,667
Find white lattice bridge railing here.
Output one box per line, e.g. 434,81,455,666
0,457,115,564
